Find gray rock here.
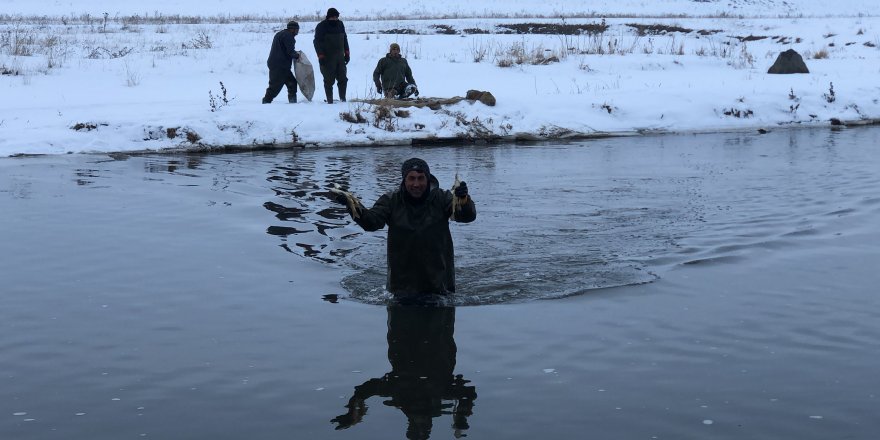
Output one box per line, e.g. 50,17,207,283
768,49,809,74
479,91,496,106
465,89,483,100
465,89,496,106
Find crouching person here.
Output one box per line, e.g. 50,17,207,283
373,43,419,99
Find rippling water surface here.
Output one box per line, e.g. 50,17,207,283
2,128,879,439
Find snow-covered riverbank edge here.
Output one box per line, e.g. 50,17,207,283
8,118,880,158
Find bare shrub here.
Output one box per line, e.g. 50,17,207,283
340,101,370,123
0,63,21,75
496,57,514,68
2,25,38,56
727,42,755,69
642,37,655,54
86,46,133,59
823,82,836,103
208,81,231,111
124,63,141,87
438,109,495,140
493,41,563,67
578,57,591,71
182,31,212,49
186,130,201,143
813,48,829,59
722,108,754,118
340,109,367,123
470,39,489,63
373,105,396,131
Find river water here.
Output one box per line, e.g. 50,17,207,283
2,127,879,439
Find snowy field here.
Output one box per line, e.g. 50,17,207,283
1,0,879,156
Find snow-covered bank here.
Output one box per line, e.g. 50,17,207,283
2,1,880,157
1,0,876,19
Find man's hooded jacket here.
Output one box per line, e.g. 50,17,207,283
354,174,476,296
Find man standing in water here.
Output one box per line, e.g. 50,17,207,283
313,7,349,103
334,158,476,299
262,20,300,104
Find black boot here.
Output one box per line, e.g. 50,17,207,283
288,94,297,104
262,96,272,104
338,84,347,102
324,85,334,104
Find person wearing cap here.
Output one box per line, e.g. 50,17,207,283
373,43,418,99
313,8,350,103
334,158,476,298
262,20,301,104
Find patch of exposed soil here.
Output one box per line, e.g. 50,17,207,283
376,28,418,35
496,22,609,35
627,23,694,35
71,122,108,131
430,24,458,35
734,34,769,42
370,22,609,36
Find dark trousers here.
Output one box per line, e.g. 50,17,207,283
319,57,347,88
264,68,297,102
319,57,348,102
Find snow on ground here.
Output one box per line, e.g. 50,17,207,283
1,0,876,19
1,1,879,156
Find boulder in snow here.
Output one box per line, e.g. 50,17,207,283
768,49,809,74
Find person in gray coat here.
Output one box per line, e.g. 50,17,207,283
262,21,300,104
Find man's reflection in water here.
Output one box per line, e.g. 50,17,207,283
332,305,476,439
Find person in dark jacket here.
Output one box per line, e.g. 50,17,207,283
313,8,349,103
262,21,301,104
335,158,476,298
373,43,418,99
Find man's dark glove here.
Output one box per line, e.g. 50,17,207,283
454,181,468,198
317,54,326,66
344,54,350,64
334,193,349,206
375,83,382,95
292,52,300,61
